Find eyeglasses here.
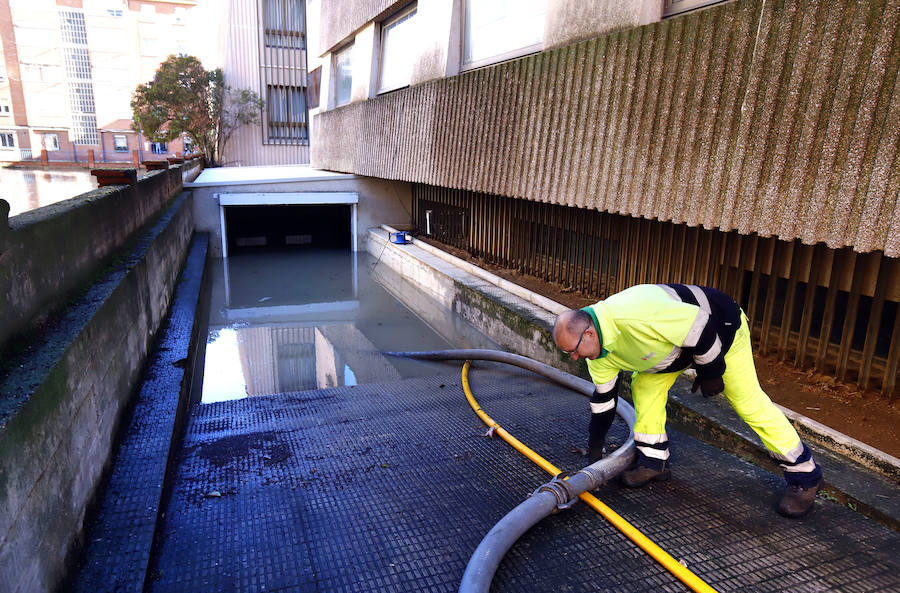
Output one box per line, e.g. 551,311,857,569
563,325,590,355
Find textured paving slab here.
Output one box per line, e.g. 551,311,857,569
68,235,208,593
148,362,900,593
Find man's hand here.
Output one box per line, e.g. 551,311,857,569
691,376,724,398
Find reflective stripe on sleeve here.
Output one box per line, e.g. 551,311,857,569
694,335,722,365
647,346,682,372
687,284,712,313
683,308,709,348
770,442,804,463
658,284,680,301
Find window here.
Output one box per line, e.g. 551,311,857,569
378,4,417,94
107,9,123,17
266,85,308,143
463,0,545,68
68,82,96,114
71,114,99,144
333,44,353,106
64,48,91,80
59,11,88,45
43,133,59,151
263,0,304,49
183,136,193,153
114,134,128,152
174,7,185,24
0,132,15,148
150,141,167,154
0,101,9,114
663,0,726,17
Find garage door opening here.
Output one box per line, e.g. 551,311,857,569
218,192,359,257
225,204,351,253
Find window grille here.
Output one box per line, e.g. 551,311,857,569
59,10,98,145
72,114,99,144
266,85,308,143
59,11,88,46
64,48,91,80
68,82,96,114
263,0,305,49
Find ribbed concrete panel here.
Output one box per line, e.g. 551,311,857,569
312,0,900,256
318,0,399,54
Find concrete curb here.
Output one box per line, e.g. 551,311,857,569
369,228,900,529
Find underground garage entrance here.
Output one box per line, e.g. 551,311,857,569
218,192,358,256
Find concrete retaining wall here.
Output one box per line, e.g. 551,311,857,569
367,227,585,379
0,164,189,351
0,193,195,593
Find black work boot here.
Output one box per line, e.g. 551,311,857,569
621,465,671,488
778,480,822,518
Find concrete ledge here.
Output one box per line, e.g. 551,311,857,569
1,165,188,350
367,229,900,530
69,234,209,593
0,193,195,593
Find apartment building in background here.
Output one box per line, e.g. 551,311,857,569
217,0,311,166
0,0,200,163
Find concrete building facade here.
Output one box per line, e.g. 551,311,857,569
309,0,900,396
217,0,312,166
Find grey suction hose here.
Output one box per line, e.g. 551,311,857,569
384,349,636,593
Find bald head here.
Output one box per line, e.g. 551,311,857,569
553,309,591,345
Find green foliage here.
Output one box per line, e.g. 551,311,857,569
131,55,264,166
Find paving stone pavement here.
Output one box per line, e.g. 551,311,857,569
144,362,900,593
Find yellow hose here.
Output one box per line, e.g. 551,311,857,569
461,361,718,593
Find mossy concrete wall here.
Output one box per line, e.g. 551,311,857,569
0,192,195,593
0,163,195,351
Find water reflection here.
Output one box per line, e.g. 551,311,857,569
0,168,98,216
200,249,498,403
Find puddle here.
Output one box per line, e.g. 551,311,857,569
199,249,498,403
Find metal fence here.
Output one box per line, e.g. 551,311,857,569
412,184,899,399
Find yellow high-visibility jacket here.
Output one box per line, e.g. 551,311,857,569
583,284,742,392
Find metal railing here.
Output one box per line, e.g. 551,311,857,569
412,183,899,399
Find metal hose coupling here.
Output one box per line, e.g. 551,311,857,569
532,472,580,512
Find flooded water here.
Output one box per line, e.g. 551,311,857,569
0,168,98,217
199,249,499,403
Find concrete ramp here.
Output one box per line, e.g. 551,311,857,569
142,363,900,593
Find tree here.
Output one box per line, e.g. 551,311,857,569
131,55,263,167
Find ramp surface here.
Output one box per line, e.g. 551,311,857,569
147,362,900,593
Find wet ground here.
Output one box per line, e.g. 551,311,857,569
0,167,97,216
70,246,900,592
148,364,900,592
